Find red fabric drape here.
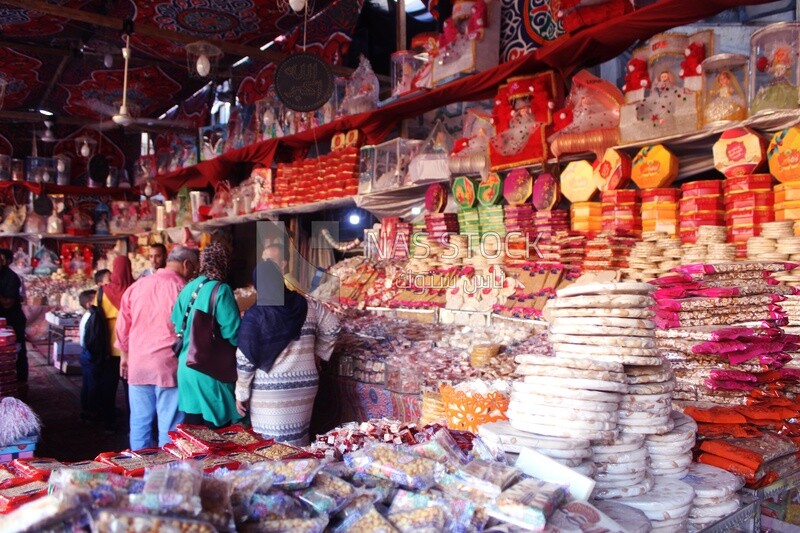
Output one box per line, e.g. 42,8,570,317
156,0,776,194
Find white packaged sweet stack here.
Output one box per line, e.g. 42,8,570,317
682,463,745,532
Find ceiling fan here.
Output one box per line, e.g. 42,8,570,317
89,34,192,131
39,121,65,143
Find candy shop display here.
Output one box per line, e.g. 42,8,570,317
702,54,750,125
749,22,800,116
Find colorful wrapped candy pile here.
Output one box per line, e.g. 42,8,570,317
652,261,800,404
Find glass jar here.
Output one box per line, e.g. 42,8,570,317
749,22,800,116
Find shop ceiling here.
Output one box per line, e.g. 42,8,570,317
0,0,425,137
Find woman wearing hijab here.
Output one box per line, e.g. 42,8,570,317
235,260,340,446
97,255,134,431
171,242,241,428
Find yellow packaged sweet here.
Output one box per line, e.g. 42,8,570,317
768,127,800,183
631,145,679,189
713,127,767,177
570,202,602,217
594,148,632,191
561,161,598,203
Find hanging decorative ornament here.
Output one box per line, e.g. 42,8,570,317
185,41,223,78
289,0,307,12
321,228,361,251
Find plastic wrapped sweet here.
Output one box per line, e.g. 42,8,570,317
252,458,322,490
336,504,398,533
247,489,310,522
487,477,567,530
549,70,624,158
129,462,203,517
342,56,379,116
299,472,356,515
345,443,443,490
243,515,329,533
95,509,216,533
48,468,144,509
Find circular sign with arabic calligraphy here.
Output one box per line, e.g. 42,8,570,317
274,53,334,112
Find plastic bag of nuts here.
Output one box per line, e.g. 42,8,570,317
95,509,216,533
336,504,399,533
129,461,203,517
198,475,235,532
344,443,444,491
241,515,329,533
388,506,448,533
299,472,356,515
252,458,322,491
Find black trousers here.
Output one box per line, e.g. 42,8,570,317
98,356,120,427
0,305,27,382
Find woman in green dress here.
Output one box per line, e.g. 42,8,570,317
171,242,242,428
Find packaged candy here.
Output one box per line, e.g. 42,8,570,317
48,468,144,509
389,507,448,533
300,472,356,515
0,494,86,531
252,458,321,491
336,504,399,533
129,448,179,471
389,489,475,532
129,461,203,516
217,468,273,524
199,475,236,532
350,472,397,505
411,428,468,469
0,465,16,485
95,452,148,477
345,444,443,490
336,492,380,522
189,454,242,473
487,477,567,530
242,515,329,533
248,489,309,521
176,424,238,452
216,425,267,447
11,458,64,480
167,433,212,457
462,459,520,490
0,478,48,513
95,509,216,533
248,441,309,461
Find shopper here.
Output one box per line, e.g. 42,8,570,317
0,249,25,304
0,248,26,382
235,260,340,446
140,243,167,278
116,246,198,449
96,255,134,431
94,269,111,287
172,242,241,428
78,289,99,422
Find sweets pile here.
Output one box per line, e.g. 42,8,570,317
679,225,735,265
581,231,636,272
623,232,683,282
652,261,800,404
682,400,800,489
2,420,657,533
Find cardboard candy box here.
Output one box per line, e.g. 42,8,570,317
713,127,767,177
631,145,679,190
769,127,800,183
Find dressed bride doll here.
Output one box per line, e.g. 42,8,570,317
705,70,747,123
490,96,537,156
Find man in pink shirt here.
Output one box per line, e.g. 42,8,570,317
116,246,199,449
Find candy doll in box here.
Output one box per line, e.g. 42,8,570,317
449,109,494,176
489,72,559,171
549,70,624,159
431,0,500,86
619,30,714,144
750,23,800,116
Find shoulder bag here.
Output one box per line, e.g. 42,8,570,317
185,282,238,383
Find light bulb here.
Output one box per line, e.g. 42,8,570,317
80,141,90,158
289,0,306,12
196,54,211,77
42,170,51,183
56,159,65,173
104,53,113,68
144,182,153,196
348,213,361,225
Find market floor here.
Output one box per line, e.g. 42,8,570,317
19,343,130,462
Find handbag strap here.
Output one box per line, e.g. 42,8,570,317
176,279,208,337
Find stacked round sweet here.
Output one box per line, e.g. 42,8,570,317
508,354,624,444
593,501,653,533
645,410,696,480
747,221,799,261
478,421,594,476
612,478,695,532
439,234,470,266
681,463,744,531
623,232,683,282
419,389,446,426
681,225,728,264
582,232,637,272
618,363,677,437
591,433,652,500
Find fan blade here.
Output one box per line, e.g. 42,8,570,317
85,98,118,118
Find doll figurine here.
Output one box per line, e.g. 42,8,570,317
705,70,747,122
490,97,537,156
751,46,798,114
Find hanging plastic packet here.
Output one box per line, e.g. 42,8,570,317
129,461,203,517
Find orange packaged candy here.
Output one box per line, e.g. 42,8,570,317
684,405,748,424
697,453,758,484
697,423,762,439
699,440,764,471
